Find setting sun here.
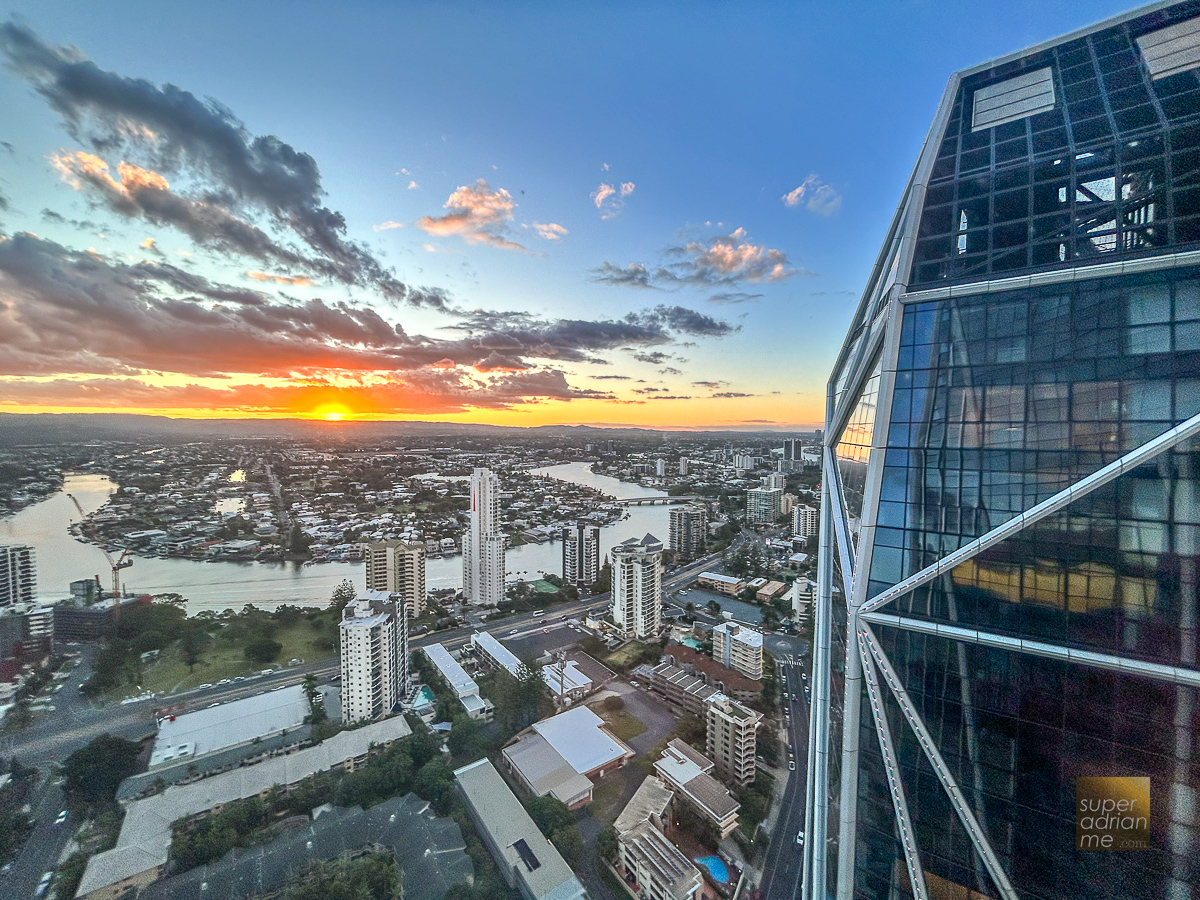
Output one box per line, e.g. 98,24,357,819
322,411,344,422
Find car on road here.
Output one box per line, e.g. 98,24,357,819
789,760,796,771
1,861,11,875
217,679,232,685
36,871,53,897
509,629,518,635
55,809,68,825
542,627,550,633
233,676,245,682
630,680,639,688
796,830,805,845
197,683,213,689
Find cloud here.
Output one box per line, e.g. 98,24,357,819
592,374,631,381
245,270,312,286
712,391,753,398
591,180,633,218
0,22,432,305
373,221,404,231
40,208,98,231
659,367,682,376
631,351,673,365
533,222,568,241
407,180,418,190
595,227,805,289
648,394,691,400
783,174,842,215
0,188,6,211
0,233,736,384
139,237,163,256
707,291,763,304
601,162,610,171
416,179,525,251
692,380,728,389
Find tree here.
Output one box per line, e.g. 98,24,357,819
330,578,357,615
525,795,574,838
62,735,141,807
302,673,319,706
447,716,484,759
602,695,625,712
244,638,283,664
592,558,612,594
551,825,583,865
179,628,208,672
596,824,618,862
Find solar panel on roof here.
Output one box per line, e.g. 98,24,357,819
513,838,541,872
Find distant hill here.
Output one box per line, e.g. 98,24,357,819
0,413,821,446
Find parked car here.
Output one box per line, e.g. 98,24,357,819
796,830,805,845
36,872,53,897
55,809,68,825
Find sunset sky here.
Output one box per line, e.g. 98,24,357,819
0,1,1134,430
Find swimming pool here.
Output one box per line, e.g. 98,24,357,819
416,685,436,707
695,855,729,884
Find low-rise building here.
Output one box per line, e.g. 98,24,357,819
150,685,309,768
454,758,590,900
696,572,743,596
653,740,739,839
423,643,494,721
541,659,593,707
711,622,764,681
613,777,701,900
634,662,724,716
755,580,787,603
660,643,762,703
471,630,526,678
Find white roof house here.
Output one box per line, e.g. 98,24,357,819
472,631,526,677
424,643,479,698
531,706,632,777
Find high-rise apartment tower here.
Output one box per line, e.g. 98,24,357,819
339,592,408,723
363,540,426,618
463,468,506,606
805,4,1200,899
562,522,601,587
0,545,34,607
668,504,708,562
611,533,664,640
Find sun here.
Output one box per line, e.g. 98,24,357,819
323,411,344,422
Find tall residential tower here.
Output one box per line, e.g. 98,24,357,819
0,545,34,607
668,504,708,562
363,539,426,618
463,467,506,606
339,592,408,723
562,522,600,587
805,4,1200,899
611,533,663,640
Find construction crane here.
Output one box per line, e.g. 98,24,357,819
98,546,133,598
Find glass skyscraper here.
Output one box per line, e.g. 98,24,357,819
804,2,1200,898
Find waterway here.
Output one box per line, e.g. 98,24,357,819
0,463,668,614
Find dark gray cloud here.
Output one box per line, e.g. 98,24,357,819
632,304,736,337
0,187,7,211
591,262,665,289
592,374,632,381
712,391,753,398
0,21,441,308
707,292,763,304
0,141,13,153
41,208,99,230
648,395,691,400
630,351,673,365
659,366,682,376
692,380,728,389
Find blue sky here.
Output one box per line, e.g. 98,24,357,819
0,1,1137,428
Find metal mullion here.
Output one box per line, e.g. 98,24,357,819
860,624,1019,900
862,611,1200,688
856,627,929,900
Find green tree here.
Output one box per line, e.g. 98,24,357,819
596,824,618,861
62,735,141,808
330,578,357,615
179,628,208,672
525,795,574,837
592,558,612,594
244,638,283,664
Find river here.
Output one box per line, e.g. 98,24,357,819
0,463,668,614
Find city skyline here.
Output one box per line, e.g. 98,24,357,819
0,1,1136,430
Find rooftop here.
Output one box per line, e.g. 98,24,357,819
150,685,308,767
424,643,479,698
613,533,663,555
541,660,592,697
473,631,525,677
697,572,741,585
454,758,588,900
78,715,412,898
622,821,702,900
613,775,675,837
713,622,764,648
654,744,739,823
663,643,762,693
502,732,595,808
531,706,633,775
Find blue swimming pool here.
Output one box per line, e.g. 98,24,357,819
416,686,436,707
695,855,729,884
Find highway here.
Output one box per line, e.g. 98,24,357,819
0,541,749,898
759,656,812,900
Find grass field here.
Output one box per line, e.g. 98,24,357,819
590,703,646,743
589,775,627,823
114,620,338,698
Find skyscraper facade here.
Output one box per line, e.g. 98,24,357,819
668,504,708,562
463,467,506,606
562,521,601,586
364,539,426,618
0,544,34,607
805,5,1200,899
339,592,408,723
611,533,664,640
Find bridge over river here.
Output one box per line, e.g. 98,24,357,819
609,495,699,506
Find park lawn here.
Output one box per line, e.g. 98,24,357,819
589,775,626,823
116,621,337,698
589,704,646,743
604,641,650,670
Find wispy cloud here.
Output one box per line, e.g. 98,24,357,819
373,221,404,231
707,291,763,304
595,227,806,289
416,179,525,251
533,222,568,241
407,180,419,190
783,174,842,215
591,180,634,219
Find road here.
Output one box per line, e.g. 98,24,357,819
760,656,812,900
0,541,747,896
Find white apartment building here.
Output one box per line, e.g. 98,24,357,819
562,522,600,586
655,458,667,477
463,467,506,606
339,592,407,723
745,486,783,525
792,503,818,539
668,505,707,562
732,453,756,470
706,695,762,787
363,539,426,618
712,621,764,680
611,533,663,640
763,473,787,491
678,458,688,476
0,545,35,607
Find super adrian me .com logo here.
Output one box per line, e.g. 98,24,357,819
1077,777,1151,850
